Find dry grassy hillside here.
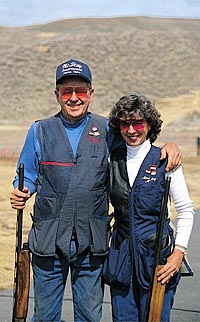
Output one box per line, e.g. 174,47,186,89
0,16,199,126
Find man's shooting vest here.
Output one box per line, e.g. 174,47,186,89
29,113,111,259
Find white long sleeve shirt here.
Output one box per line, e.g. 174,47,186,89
126,139,194,249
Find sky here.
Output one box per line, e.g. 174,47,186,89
0,0,199,27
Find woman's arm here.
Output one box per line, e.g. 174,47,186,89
157,166,194,284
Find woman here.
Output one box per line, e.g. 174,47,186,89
107,94,194,322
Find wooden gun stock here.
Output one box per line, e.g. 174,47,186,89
13,244,30,321
146,176,171,322
147,265,166,322
12,163,30,322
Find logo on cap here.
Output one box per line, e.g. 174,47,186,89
62,61,83,76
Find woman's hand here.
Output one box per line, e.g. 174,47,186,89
156,249,184,284
10,187,30,210
160,142,182,172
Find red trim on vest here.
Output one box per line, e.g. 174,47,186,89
87,136,100,143
41,161,74,166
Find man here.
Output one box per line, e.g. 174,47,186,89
10,59,181,322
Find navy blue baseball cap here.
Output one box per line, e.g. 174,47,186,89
56,59,92,85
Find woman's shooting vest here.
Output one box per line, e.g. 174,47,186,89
110,145,177,289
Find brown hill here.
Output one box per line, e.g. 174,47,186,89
0,16,199,125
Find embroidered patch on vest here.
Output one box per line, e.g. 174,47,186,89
142,165,157,182
145,164,157,175
89,126,100,136
141,176,157,183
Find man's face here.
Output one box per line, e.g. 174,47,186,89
55,77,94,123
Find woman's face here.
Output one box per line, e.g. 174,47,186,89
119,116,151,146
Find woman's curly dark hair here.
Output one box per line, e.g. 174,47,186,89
109,94,163,143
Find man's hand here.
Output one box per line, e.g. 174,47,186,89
10,187,30,210
160,142,182,172
156,249,183,284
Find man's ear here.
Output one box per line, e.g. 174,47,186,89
54,89,59,103
89,88,94,103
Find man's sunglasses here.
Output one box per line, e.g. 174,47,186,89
59,86,89,100
119,119,145,131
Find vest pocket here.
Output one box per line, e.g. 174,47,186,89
89,215,112,255
137,234,173,289
134,187,163,214
28,218,59,256
90,186,108,216
34,195,57,220
102,234,131,288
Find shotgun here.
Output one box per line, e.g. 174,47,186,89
147,176,171,322
12,163,30,322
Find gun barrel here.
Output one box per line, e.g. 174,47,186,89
16,163,24,252
12,164,30,322
155,176,171,265
145,177,171,322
